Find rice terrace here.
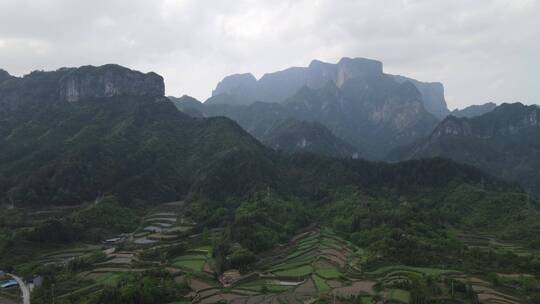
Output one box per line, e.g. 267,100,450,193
2,200,536,303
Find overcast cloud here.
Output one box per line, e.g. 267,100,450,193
0,0,539,109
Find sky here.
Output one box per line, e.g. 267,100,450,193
0,0,539,110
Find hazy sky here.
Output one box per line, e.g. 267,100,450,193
0,0,539,109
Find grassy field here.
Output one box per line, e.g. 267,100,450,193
95,272,123,286
173,258,206,272
368,265,456,276
274,265,314,277
386,289,410,303
312,274,330,292
316,266,342,279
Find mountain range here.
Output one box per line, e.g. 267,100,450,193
171,58,540,196
2,63,540,303
175,58,447,158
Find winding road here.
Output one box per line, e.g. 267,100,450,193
7,274,30,304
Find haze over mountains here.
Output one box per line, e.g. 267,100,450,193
171,57,540,196
176,58,445,159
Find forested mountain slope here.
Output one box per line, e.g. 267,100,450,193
391,103,540,196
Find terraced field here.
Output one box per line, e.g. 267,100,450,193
186,228,529,304
457,231,538,257
24,203,531,303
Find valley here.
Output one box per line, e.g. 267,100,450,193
0,63,539,303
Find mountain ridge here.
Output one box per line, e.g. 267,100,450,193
392,102,540,196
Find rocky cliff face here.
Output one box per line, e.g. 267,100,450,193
429,116,473,139
59,64,164,102
208,57,449,119
393,75,449,119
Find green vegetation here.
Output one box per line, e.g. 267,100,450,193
312,275,330,292
172,257,206,272
386,288,410,303
316,267,342,279
274,265,313,277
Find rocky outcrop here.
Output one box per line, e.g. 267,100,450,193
393,75,449,119
59,64,164,102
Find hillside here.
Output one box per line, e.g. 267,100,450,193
392,103,540,196
0,66,270,207
260,119,360,158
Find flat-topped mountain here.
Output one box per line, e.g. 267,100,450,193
208,57,449,119
0,65,269,206
0,64,164,111
392,103,540,195
59,64,164,102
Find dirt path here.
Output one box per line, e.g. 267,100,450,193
7,273,30,304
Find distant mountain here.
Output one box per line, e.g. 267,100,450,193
392,103,540,195
451,102,497,118
208,57,449,119
183,58,443,158
281,79,438,157
260,119,360,158
168,95,205,118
